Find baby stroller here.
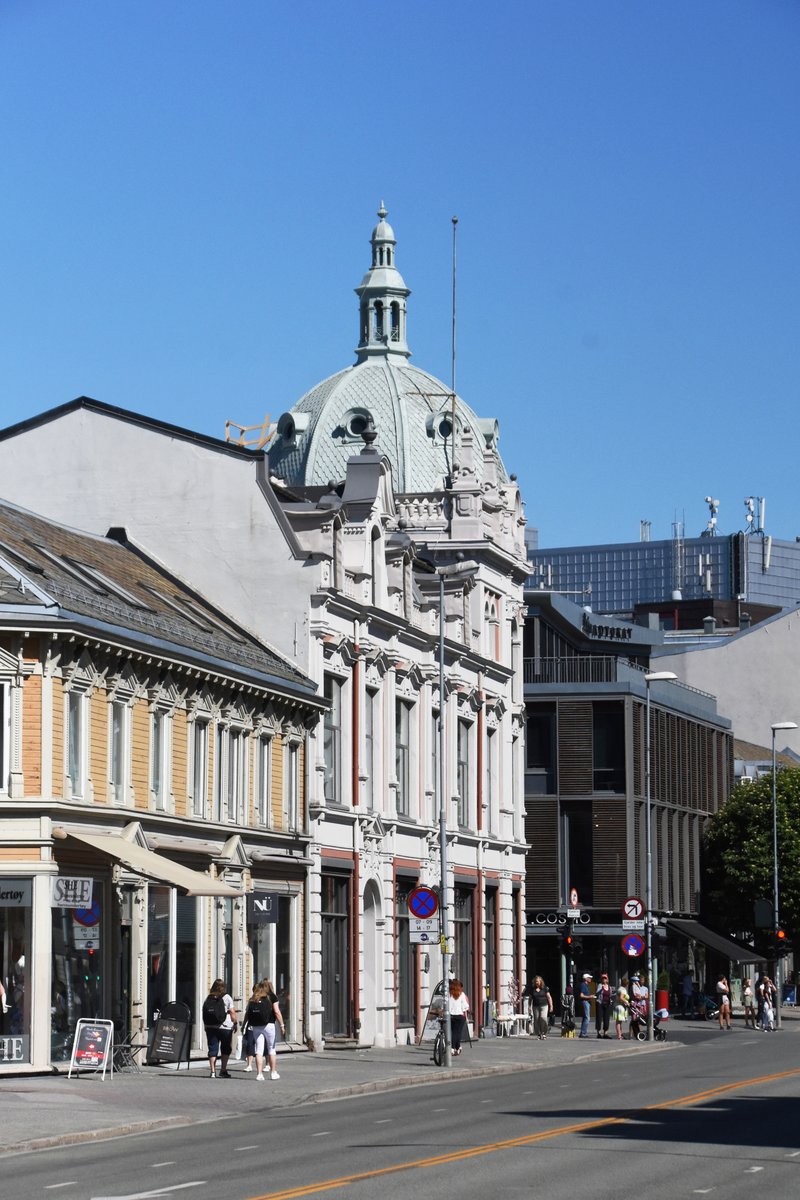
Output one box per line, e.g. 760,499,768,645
654,1007,668,1041
629,1001,668,1041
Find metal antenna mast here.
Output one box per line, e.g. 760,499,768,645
451,216,458,476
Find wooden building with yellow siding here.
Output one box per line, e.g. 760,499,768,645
0,499,324,1074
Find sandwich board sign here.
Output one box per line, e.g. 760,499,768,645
68,1019,115,1080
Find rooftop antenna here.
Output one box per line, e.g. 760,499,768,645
451,215,458,476
744,496,766,535
702,495,720,537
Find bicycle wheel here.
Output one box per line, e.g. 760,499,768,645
433,1031,444,1066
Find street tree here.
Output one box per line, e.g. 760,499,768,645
703,766,800,949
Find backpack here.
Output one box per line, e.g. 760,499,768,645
245,998,272,1026
202,993,227,1027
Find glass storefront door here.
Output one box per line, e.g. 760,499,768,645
249,894,294,1033
51,883,102,1063
1,880,32,1066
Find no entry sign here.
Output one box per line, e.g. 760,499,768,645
408,886,438,919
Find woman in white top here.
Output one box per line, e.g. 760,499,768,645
716,974,731,1030
448,979,470,1055
742,977,756,1028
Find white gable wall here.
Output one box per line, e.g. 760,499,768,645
0,406,312,669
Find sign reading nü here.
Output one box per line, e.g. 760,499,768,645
247,892,279,925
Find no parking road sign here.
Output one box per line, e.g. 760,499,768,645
621,933,645,958
408,886,438,919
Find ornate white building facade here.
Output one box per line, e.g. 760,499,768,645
0,206,530,1047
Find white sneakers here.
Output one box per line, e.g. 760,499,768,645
256,1072,265,1081
270,1071,280,1080
243,1064,254,1072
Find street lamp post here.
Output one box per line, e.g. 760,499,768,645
770,720,797,1030
644,671,677,1042
417,556,478,1068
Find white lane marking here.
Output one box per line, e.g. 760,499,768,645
692,1191,713,1195
375,1119,391,1124
234,1145,260,1152
45,1186,77,1191
433,1107,446,1111
311,1132,330,1137
787,1151,800,1158
151,1164,176,1169
91,1184,206,1200
745,1167,764,1173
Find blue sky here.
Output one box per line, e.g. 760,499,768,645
1,1,798,547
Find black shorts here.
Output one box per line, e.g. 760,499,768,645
205,1026,233,1057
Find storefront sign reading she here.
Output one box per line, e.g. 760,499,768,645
0,1036,28,1063
51,877,94,907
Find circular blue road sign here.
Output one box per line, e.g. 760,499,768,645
621,933,645,958
408,886,438,919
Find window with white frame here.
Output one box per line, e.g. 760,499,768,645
323,675,342,805
395,699,412,817
110,699,131,805
364,689,378,810
485,726,497,833
191,717,209,817
66,688,87,800
430,707,440,817
150,708,172,812
221,728,248,826
457,718,471,828
256,733,273,826
0,681,9,794
284,739,300,831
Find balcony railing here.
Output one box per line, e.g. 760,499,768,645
523,656,622,684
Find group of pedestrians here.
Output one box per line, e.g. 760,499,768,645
202,976,285,1080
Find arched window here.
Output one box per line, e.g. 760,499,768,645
373,301,384,340
390,301,400,342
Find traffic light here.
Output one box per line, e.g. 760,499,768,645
561,922,574,954
776,929,789,955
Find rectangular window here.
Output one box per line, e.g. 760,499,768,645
110,700,128,804
323,676,342,805
485,728,496,832
67,690,85,799
256,735,272,826
364,689,377,811
3,881,32,1065
525,703,557,794
214,726,227,822
593,701,626,792
453,886,474,995
395,881,417,1026
191,719,209,817
226,730,247,825
457,719,471,828
0,682,9,794
151,710,171,812
395,700,411,816
430,709,440,817
284,741,299,831
564,802,594,906
484,887,498,1003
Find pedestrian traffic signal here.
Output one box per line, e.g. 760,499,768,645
561,923,574,954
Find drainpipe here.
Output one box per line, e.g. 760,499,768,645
351,620,361,1038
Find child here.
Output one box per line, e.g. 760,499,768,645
614,984,630,1040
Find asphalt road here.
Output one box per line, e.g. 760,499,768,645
10,1027,800,1200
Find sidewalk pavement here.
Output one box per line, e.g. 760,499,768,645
0,1031,669,1157
3,1011,798,1159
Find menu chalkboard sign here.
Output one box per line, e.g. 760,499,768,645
68,1019,115,1080
146,1001,192,1068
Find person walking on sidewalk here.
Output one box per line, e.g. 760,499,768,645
579,974,592,1037
742,977,756,1028
595,973,612,1038
243,980,284,1080
448,979,470,1055
202,978,237,1079
614,984,629,1040
526,976,553,1040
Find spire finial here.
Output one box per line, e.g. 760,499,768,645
378,201,387,220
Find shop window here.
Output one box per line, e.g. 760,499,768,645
147,885,172,1023
593,701,626,792
526,703,556,794
395,881,417,1026
249,893,294,1035
50,882,100,1062
452,887,473,994
1,882,32,1065
175,895,197,1021
0,681,9,794
323,676,342,805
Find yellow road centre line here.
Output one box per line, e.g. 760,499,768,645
247,1066,800,1200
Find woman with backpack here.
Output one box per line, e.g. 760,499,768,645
202,978,237,1079
244,978,285,1081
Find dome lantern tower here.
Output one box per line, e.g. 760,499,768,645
355,203,411,362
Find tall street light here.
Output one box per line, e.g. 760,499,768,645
771,720,797,1030
417,556,478,1067
644,671,676,1042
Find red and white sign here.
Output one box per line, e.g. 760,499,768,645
569,887,579,908
622,896,644,920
